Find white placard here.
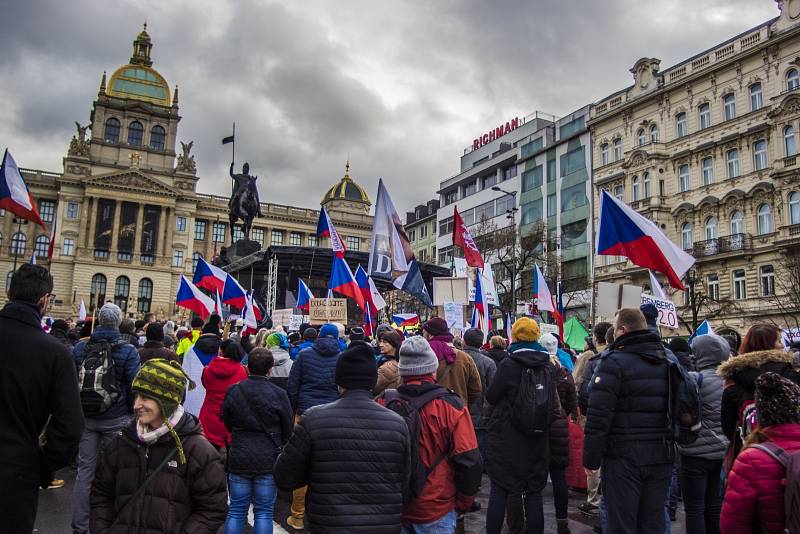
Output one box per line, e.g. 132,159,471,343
443,302,464,333
640,294,679,329
538,322,559,336
271,308,294,327
288,315,308,331
453,258,498,305
783,327,800,346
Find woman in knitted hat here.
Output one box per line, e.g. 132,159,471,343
373,329,403,395
720,372,800,534
90,358,227,533
265,331,293,390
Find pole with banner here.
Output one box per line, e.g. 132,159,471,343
222,123,235,195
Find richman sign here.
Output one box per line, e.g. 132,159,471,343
472,117,521,150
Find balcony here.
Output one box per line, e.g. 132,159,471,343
93,249,110,261
784,155,797,168
140,254,155,266
117,252,133,263
692,233,751,258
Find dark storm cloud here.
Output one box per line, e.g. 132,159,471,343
0,0,778,211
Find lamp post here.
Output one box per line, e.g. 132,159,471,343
491,186,519,316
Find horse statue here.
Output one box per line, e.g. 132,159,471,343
228,162,263,242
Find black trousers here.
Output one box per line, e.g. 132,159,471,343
601,456,672,534
679,455,722,534
0,472,38,534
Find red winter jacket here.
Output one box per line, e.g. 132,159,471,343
720,423,800,534
199,357,248,448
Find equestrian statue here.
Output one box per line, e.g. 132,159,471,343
228,162,263,242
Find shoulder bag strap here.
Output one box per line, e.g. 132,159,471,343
407,386,453,477
110,447,177,528
751,443,790,469
239,385,284,449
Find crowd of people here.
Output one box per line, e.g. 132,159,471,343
2,263,800,534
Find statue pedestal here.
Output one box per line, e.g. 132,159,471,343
225,239,262,263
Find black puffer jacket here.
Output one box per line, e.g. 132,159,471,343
90,411,227,533
274,389,411,533
487,347,509,366
583,330,673,470
578,351,604,414
222,375,293,476
549,365,578,468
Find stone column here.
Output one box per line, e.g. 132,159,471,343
133,203,145,256
110,200,121,253
158,205,167,258
86,196,98,249
165,207,175,264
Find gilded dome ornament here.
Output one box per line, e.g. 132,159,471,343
321,160,371,206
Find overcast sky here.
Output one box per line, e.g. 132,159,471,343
0,0,779,213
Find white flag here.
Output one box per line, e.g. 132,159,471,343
649,270,667,300
79,299,87,321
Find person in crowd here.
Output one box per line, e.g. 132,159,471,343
377,335,482,533
583,308,674,534
275,343,411,533
462,328,497,459
265,332,293,391
576,323,612,416
50,318,74,348
374,329,403,396
0,265,84,534
487,335,509,366
162,320,178,349
139,322,179,363
717,323,800,465
290,326,317,360
199,341,248,450
676,334,730,534
284,322,343,529
206,313,223,335
183,322,223,416
332,322,348,351
223,348,294,534
551,333,575,372
720,372,800,534
668,337,694,371
71,302,140,534
483,318,560,534
254,328,270,349
348,326,365,344
421,317,482,407
90,358,227,533
119,318,140,348
373,323,395,355
177,316,204,360
721,333,740,358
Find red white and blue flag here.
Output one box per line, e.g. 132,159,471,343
355,265,386,313
392,313,419,327
221,274,247,309
176,274,215,319
193,255,228,294
597,190,695,289
241,291,259,336
473,268,490,342
297,279,314,313
0,149,45,229
533,263,554,313
329,256,366,311
214,290,224,316
364,303,375,337
317,206,346,258
505,312,513,341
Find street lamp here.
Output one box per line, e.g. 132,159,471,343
491,186,519,316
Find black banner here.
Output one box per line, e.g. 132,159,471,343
94,199,115,250
141,205,161,255
118,202,138,253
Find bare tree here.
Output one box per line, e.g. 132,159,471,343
675,274,741,334
766,248,800,330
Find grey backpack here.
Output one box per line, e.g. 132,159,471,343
77,340,124,415
751,442,800,534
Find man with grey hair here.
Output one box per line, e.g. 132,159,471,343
71,302,140,534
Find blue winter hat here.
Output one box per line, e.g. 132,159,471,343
319,323,339,339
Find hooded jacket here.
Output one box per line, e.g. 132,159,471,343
268,347,293,391
717,349,800,444
286,337,341,414
199,357,248,448
677,334,730,459
138,340,179,364
582,330,673,470
90,411,227,533
176,329,201,360
461,345,497,430
373,355,401,396
487,346,509,366
50,323,74,348
485,344,561,492
436,348,482,408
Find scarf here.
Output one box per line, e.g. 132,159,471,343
137,404,188,464
429,334,456,364
509,341,547,354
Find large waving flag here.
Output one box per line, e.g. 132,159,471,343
0,149,45,229
533,263,554,313
329,256,366,311
176,275,215,319
474,268,490,342
597,190,695,289
317,206,346,258
241,291,259,336
221,273,247,309
368,179,432,306
453,206,484,268
648,270,667,299
355,265,387,311
297,279,313,312
392,313,419,328
193,255,228,294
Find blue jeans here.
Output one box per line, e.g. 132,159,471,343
401,509,457,533
225,473,277,534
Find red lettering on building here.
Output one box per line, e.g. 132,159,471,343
471,117,521,151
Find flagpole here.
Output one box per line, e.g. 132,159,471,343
230,122,236,197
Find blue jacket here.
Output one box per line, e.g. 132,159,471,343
73,326,140,420
286,337,341,414
556,348,574,372
290,340,314,360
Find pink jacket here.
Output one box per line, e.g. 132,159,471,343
720,423,800,534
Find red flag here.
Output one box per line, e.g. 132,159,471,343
452,206,484,269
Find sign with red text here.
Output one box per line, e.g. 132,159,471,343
472,117,521,150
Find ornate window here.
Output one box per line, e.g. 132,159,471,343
90,273,107,308
137,278,153,314
114,276,130,312
702,157,714,185
66,202,79,219
38,200,56,223
679,164,690,192
149,125,166,151
308,234,318,247
730,210,744,235
62,237,74,256
723,94,736,120
632,176,640,201
788,68,800,91
786,126,797,156
757,203,773,234
750,83,763,110
681,222,693,250
676,113,687,137
194,220,207,241
601,143,609,166
346,236,360,250
613,138,622,160
707,273,719,301
733,269,747,300
698,103,711,130
637,129,646,146
613,185,624,200
175,216,187,232
290,232,302,246
753,140,768,171
726,149,740,178
172,249,184,268
790,192,800,224
212,222,226,243
761,265,775,297
705,217,718,240
643,172,651,197
127,121,144,146
104,118,121,143
33,235,49,258
10,232,26,256
271,230,284,246
192,252,201,272
251,227,265,246
650,124,659,143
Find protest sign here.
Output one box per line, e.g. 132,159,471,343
308,298,348,323
640,294,679,328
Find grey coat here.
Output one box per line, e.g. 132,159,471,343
677,334,730,460
462,346,497,430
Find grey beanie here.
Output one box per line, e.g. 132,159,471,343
98,302,123,328
398,336,439,377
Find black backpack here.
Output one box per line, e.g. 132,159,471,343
382,384,458,501
665,352,702,446
509,354,555,436
78,340,125,416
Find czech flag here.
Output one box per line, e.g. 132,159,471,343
329,256,366,311
473,268,490,342
176,274,215,319
392,313,419,327
355,265,386,312
193,255,228,294
242,291,259,336
688,319,715,344
364,303,375,337
214,290,224,316
597,190,695,289
297,279,313,313
533,263,554,313
221,273,247,309
0,149,45,229
317,206,346,258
